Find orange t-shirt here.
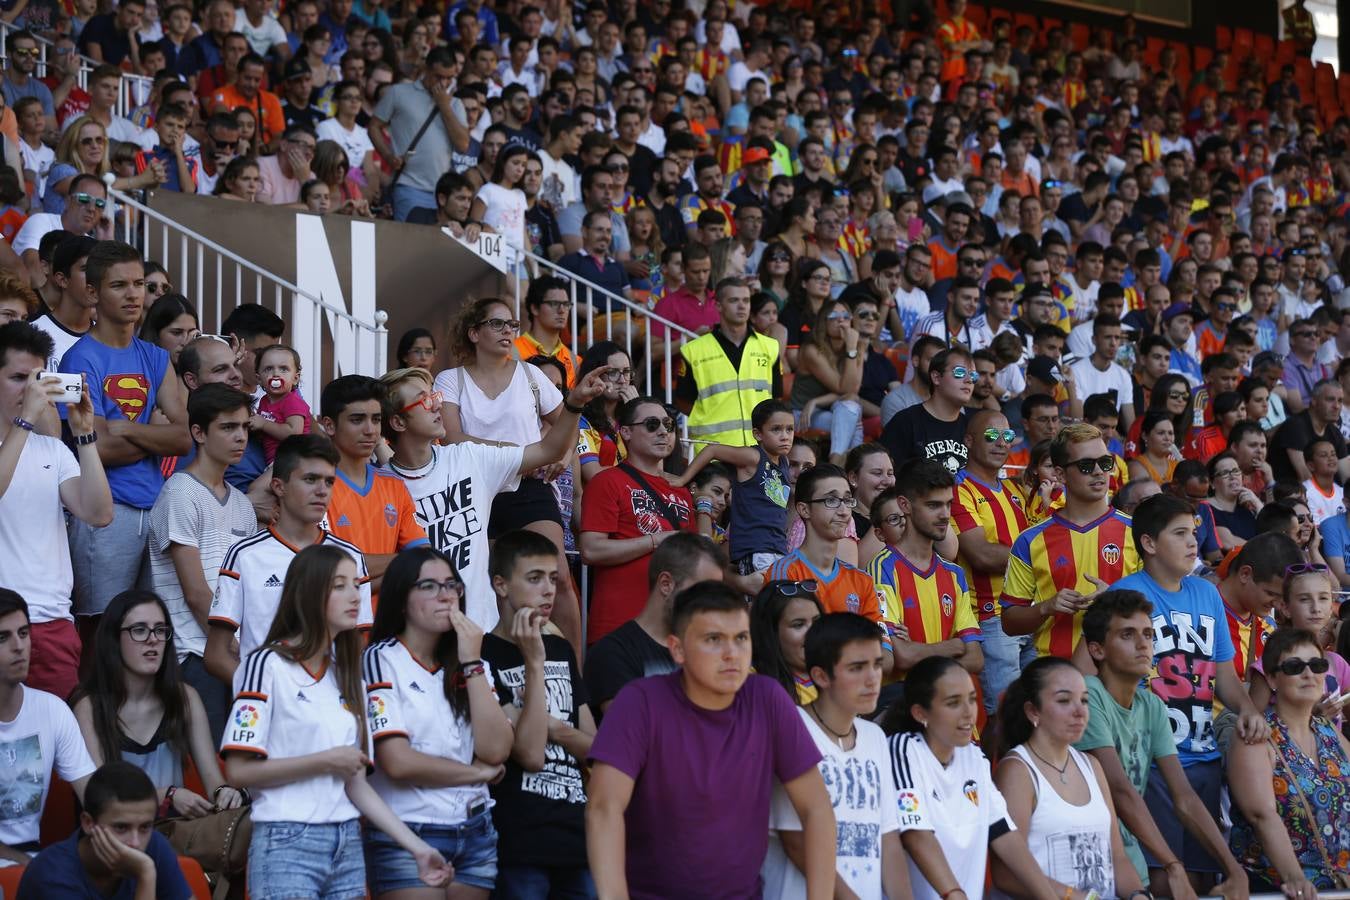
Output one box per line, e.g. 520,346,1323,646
327,464,428,558
763,550,884,622
209,85,285,146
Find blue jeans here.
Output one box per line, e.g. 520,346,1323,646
248,819,365,900
492,865,595,899
392,183,436,222
979,617,1037,715
809,399,863,457
367,810,499,893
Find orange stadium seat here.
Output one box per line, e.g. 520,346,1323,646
1317,61,1336,89
1254,33,1275,61
1069,22,1089,50
0,865,23,897
1145,37,1165,67
1194,45,1213,71
180,856,213,900
1276,40,1299,65
1042,17,1062,34
1233,27,1254,59
1217,25,1232,51
1338,72,1350,106
1013,12,1037,34
964,4,986,28
40,777,78,846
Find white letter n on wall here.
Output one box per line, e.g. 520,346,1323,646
294,215,379,407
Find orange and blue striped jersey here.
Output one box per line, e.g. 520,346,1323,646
867,546,980,644
950,472,1030,620
1000,509,1141,658
764,550,883,623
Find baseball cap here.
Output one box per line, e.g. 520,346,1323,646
1162,302,1194,323
283,57,311,81
742,146,772,165
1026,355,1061,385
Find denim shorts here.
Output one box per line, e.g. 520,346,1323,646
248,819,366,900
365,807,498,893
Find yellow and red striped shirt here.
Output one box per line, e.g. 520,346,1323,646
1001,509,1141,658
868,546,980,644
951,472,1030,621
1222,594,1272,684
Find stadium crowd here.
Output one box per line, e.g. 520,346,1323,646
1,0,1350,897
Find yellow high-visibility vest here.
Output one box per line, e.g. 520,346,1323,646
681,330,779,447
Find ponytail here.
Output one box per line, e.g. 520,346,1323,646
995,656,1080,757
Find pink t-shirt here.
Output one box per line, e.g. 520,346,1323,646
650,287,719,338
256,390,312,461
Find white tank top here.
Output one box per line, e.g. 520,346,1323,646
998,745,1115,897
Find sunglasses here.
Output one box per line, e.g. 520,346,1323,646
1166,390,1190,400
1067,455,1115,475
983,428,1016,444
626,415,674,433
1286,562,1329,579
856,310,880,321
79,136,106,146
399,390,443,414
9,48,38,58
1276,656,1331,676
827,310,852,321
1216,302,1238,312
768,253,792,262
601,367,634,382
73,192,106,209
475,317,520,333
948,366,979,383
765,579,818,597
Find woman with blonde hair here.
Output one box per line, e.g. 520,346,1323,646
44,116,160,213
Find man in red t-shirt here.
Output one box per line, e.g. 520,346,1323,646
580,396,695,644
41,36,92,127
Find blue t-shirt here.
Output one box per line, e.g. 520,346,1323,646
1321,511,1350,562
61,334,171,509
1114,569,1235,766
17,829,191,899
727,446,790,562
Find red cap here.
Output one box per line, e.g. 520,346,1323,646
742,147,772,164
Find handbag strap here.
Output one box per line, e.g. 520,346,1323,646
619,462,683,531
1270,722,1350,887
391,103,442,185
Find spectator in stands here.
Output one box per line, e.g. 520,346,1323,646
993,656,1143,898
133,102,197,193
210,54,285,152
221,302,284,397
318,374,427,591
433,296,584,651
483,529,596,896
0,322,110,698
651,241,715,338
205,434,371,682
255,123,316,205
15,173,109,284
3,32,55,132
588,580,835,898
557,210,635,344
29,235,95,370
364,546,513,897
881,346,974,475
61,241,189,628
0,588,98,862
1270,378,1349,485
176,0,232,79
223,544,451,897
71,589,243,818
137,293,198,370
280,58,326,132
235,0,289,60
675,276,781,448
147,383,255,740
78,65,146,145
369,46,470,221
580,395,695,643
16,761,188,897
79,0,146,70
513,275,575,388
1230,626,1350,892
583,533,725,714
212,155,261,202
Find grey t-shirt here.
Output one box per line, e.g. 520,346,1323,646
372,80,463,192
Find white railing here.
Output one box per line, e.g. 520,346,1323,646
514,246,698,404
107,185,389,406
0,20,153,118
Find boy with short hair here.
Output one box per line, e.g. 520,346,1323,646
588,581,836,898
29,235,97,371
17,760,191,898
763,612,910,900
672,397,794,575
148,383,257,741
1077,589,1249,898
482,529,596,895
1302,437,1344,525
133,102,198,192
1111,493,1265,894
319,374,427,590
205,434,371,683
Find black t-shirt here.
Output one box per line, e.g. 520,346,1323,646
859,346,894,408
582,620,675,713
526,203,561,258
502,125,544,153
897,149,931,188
78,13,132,66
1058,191,1097,225
281,102,326,133
1269,410,1348,484
880,402,969,474
482,633,589,866
651,197,687,249
620,143,659,197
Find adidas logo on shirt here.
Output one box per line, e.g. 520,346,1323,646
297,691,310,703
264,574,282,587
409,681,425,694
337,515,352,527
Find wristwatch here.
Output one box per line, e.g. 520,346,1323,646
846,349,859,359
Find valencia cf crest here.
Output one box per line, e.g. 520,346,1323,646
384,503,397,527
1101,543,1121,566
963,779,979,805
940,593,954,616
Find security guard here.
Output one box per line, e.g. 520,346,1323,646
674,277,782,447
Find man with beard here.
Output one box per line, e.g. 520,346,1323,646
645,156,688,249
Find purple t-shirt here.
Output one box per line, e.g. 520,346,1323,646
588,672,821,900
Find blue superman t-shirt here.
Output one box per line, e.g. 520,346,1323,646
61,334,170,509
1113,569,1235,766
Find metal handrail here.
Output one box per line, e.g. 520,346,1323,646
514,245,698,403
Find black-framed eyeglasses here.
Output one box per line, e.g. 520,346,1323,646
1276,656,1331,676
1067,455,1115,475
601,367,634,382
626,415,674,433
806,495,858,509
413,577,464,595
875,512,903,527
540,299,573,311
764,579,818,597
476,317,520,333
122,624,173,643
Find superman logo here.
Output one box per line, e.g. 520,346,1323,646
103,373,151,422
